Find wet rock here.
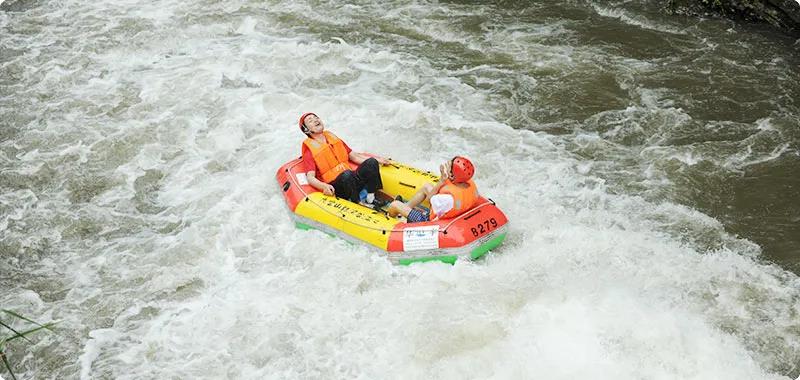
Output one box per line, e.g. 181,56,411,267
666,0,800,36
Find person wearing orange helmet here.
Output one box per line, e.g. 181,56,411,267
299,112,391,205
387,156,479,222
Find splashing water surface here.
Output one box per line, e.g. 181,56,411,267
2,0,799,379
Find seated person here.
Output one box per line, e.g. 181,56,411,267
299,112,390,205
387,156,479,222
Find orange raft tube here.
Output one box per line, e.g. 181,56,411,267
276,156,508,265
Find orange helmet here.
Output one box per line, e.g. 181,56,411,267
298,112,316,134
450,156,474,183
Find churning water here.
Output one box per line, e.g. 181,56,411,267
2,0,799,378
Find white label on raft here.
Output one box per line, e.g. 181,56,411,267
402,225,439,251
295,173,309,186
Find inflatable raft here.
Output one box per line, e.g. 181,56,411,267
276,157,508,265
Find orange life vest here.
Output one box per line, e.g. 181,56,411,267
303,131,350,183
430,179,479,220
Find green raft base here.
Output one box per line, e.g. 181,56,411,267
296,221,506,265
469,232,507,260
295,222,314,231
398,255,458,266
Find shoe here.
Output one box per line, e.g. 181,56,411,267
359,199,386,210
371,198,389,209
358,189,369,203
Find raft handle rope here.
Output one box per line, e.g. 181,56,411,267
286,159,496,234
440,202,496,234
462,209,481,221
398,181,416,189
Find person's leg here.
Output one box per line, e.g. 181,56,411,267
385,183,433,215
406,183,435,209
387,200,429,223
387,200,412,218
354,157,382,194
331,170,360,202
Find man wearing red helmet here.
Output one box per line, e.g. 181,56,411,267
299,112,391,205
387,156,479,222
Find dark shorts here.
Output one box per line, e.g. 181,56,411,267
407,208,430,223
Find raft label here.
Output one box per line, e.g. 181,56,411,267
403,225,439,251
295,173,309,186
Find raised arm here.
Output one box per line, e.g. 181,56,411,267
433,160,452,192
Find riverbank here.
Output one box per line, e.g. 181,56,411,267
667,0,800,36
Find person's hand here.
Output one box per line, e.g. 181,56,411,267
322,184,335,196
439,160,451,180
377,156,391,165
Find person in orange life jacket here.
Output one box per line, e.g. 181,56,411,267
299,112,391,204
387,156,479,223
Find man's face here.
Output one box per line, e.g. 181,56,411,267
303,114,324,134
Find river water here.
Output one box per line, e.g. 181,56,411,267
2,0,799,379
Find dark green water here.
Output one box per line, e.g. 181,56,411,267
270,0,800,272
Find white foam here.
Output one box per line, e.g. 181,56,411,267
79,329,123,380
756,117,777,131
1,0,798,379
591,4,686,35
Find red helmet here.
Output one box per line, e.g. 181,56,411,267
298,112,316,134
450,156,474,183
